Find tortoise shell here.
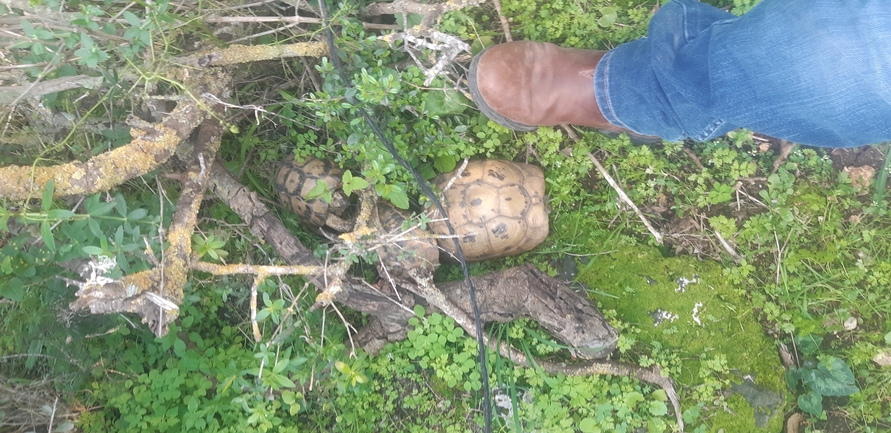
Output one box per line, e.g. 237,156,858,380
429,160,549,262
377,202,440,282
274,157,348,228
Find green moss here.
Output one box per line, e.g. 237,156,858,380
568,223,786,432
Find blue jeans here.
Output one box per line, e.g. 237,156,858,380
594,0,891,148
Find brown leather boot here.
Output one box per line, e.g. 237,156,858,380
469,41,657,141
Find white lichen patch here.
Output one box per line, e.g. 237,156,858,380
692,302,704,326
649,308,678,326
675,274,700,293
66,256,119,293
493,386,532,421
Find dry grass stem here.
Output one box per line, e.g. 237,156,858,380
588,152,664,244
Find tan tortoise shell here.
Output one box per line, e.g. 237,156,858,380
429,160,549,262
274,157,344,227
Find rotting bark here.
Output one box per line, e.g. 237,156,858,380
207,162,618,358
437,265,617,359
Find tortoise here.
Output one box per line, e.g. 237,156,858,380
428,159,549,262
274,157,353,231
376,202,440,284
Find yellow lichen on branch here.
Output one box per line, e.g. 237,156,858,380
180,42,329,68
192,262,325,277
66,90,229,336
0,98,203,201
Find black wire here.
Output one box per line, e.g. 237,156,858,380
315,3,493,431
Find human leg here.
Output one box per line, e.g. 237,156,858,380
596,0,891,148
470,0,891,148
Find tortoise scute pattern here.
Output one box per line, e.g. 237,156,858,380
274,157,343,227
431,160,549,261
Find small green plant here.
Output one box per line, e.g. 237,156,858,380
785,335,860,418
192,234,229,262
405,306,482,391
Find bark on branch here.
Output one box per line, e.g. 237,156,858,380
176,42,328,68
0,71,230,201
0,75,103,105
68,105,226,336
62,70,230,336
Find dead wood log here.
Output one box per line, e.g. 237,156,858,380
207,162,618,358
436,265,617,359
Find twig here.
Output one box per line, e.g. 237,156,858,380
228,22,305,44
588,153,663,244
770,140,797,175
329,302,359,358
490,0,512,42
0,74,103,105
561,124,579,140
774,231,782,284
48,395,58,433
488,339,684,431
312,188,378,309
202,14,398,30
732,181,768,208
191,261,324,276
384,32,470,86
713,230,742,263
440,157,470,198
407,271,684,431
682,147,704,170
251,272,266,342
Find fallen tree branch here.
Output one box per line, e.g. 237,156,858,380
407,265,681,430
490,0,513,42
192,261,325,276
206,159,684,427
202,15,398,30
0,75,103,105
207,162,618,355
0,71,230,200
176,42,328,68
68,85,228,336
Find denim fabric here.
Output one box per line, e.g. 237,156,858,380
594,0,891,148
